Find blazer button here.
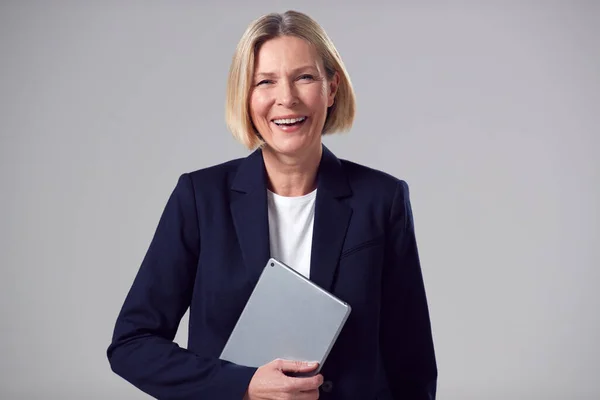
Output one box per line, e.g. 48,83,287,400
321,380,333,393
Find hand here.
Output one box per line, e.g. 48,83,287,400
244,359,324,400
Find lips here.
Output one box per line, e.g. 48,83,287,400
270,116,308,132
271,116,307,125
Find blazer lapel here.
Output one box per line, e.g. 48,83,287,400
230,144,353,292
309,145,353,292
230,148,271,282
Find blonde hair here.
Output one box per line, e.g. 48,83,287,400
225,10,356,149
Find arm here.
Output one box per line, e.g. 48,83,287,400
106,173,257,399
380,181,438,399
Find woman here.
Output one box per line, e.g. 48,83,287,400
107,10,437,400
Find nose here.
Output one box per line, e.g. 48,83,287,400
276,79,298,107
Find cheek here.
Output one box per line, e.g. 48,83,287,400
249,92,271,121
301,84,329,112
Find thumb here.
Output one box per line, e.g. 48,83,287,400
275,359,319,373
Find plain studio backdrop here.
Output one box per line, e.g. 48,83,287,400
1,1,598,399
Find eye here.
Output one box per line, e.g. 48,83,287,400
298,74,315,81
256,79,273,86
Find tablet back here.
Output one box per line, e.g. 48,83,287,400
219,258,351,374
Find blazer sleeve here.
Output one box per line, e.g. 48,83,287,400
380,180,438,399
106,173,257,399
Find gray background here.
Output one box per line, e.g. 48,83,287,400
1,1,598,399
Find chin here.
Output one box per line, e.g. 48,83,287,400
270,136,319,157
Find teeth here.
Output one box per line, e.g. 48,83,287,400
273,116,306,125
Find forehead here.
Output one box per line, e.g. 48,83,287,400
254,36,322,71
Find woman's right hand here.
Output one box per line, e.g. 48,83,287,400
243,359,324,400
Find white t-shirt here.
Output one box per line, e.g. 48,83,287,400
267,188,317,279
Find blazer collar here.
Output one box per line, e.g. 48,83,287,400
230,144,352,198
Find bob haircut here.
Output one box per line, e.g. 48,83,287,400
225,10,356,150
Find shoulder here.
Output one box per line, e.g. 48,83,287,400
162,157,247,206
336,157,414,230
338,158,409,197
181,157,245,190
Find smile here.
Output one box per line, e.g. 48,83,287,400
272,116,307,126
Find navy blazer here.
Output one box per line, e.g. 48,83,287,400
107,145,437,399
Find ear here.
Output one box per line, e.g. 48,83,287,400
327,71,340,108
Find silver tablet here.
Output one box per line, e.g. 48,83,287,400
219,258,351,375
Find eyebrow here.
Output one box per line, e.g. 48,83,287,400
254,65,319,79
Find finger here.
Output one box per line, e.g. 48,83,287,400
286,373,324,392
275,359,319,373
294,389,320,400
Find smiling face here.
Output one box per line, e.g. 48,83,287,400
249,35,339,159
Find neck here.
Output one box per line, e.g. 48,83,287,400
262,144,322,197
